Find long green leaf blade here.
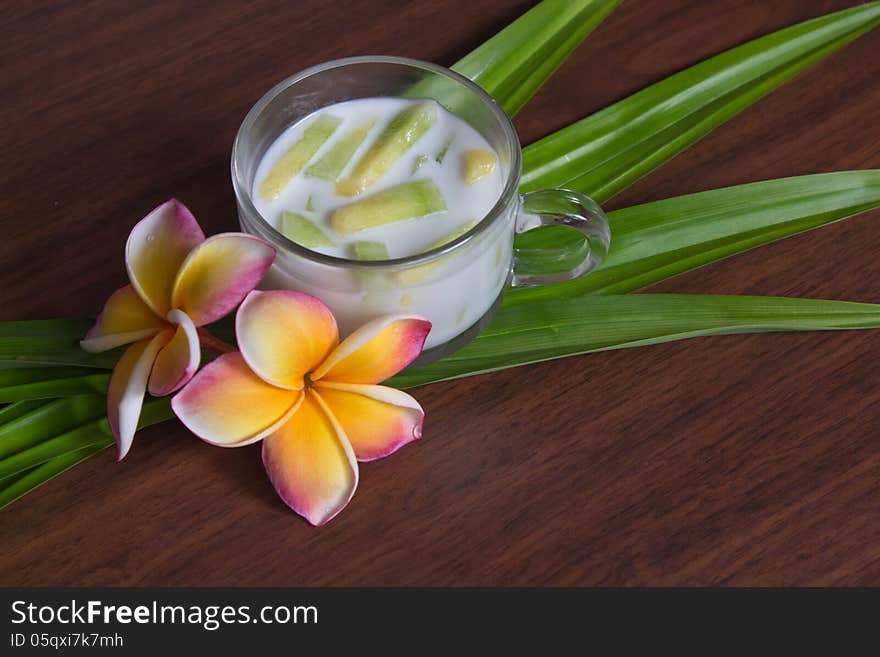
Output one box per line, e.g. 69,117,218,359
0,423,112,480
0,372,110,402
0,395,107,459
0,399,174,508
0,443,106,509
520,1,880,201
0,366,110,403
452,0,620,116
510,171,880,303
0,366,98,386
0,318,119,369
391,294,880,387
0,398,173,480
0,400,48,426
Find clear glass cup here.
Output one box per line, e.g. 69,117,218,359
232,56,610,362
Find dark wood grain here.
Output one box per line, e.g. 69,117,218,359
1,0,879,586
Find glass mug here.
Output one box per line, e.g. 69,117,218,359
232,56,610,362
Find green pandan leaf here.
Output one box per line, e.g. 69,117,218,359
519,2,880,201
0,443,107,509
390,294,880,388
0,400,48,426
0,395,107,459
0,398,173,508
408,0,618,116
0,372,110,402
0,366,98,386
455,0,620,116
509,171,880,304
0,395,107,460
0,319,119,369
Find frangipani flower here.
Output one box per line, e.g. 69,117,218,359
171,290,431,526
81,199,276,460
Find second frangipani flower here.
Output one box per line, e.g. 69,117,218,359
172,290,431,526
80,200,276,460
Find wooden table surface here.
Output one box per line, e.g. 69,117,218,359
2,0,879,586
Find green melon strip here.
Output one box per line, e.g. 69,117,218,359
330,180,446,235
306,120,375,181
259,114,342,199
281,211,334,249
352,241,390,261
337,101,438,196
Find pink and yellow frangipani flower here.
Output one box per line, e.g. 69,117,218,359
172,290,431,526
81,199,276,460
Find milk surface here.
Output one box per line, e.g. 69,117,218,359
250,97,513,351
252,97,505,258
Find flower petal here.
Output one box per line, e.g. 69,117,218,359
171,233,276,327
312,315,431,384
262,390,358,526
126,199,205,317
107,331,171,460
236,290,338,390
81,285,166,353
315,381,423,461
171,352,301,447
147,310,200,396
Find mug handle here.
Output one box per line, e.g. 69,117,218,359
511,188,611,286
